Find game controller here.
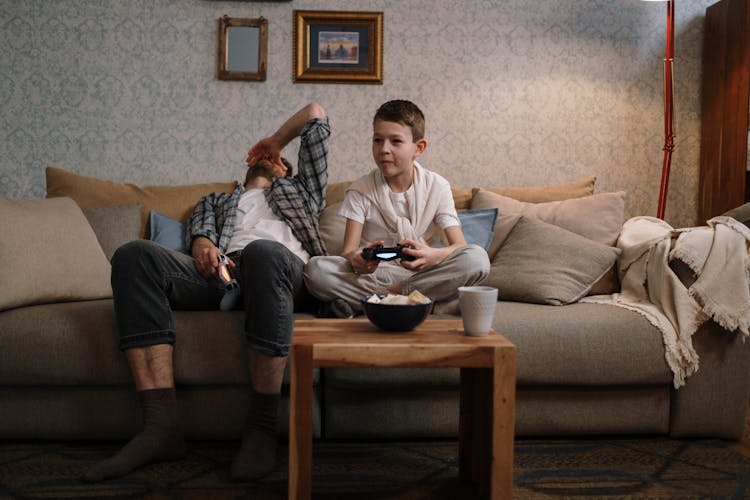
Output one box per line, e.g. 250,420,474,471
362,244,416,262
217,254,241,311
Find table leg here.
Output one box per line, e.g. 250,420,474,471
492,346,516,499
459,347,516,499
459,367,491,493
289,343,314,500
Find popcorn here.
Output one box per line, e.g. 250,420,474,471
366,290,431,305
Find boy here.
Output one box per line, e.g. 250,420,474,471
305,100,489,315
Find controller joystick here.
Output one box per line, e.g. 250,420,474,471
217,254,241,311
362,244,416,262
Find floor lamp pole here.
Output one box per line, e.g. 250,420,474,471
656,0,675,220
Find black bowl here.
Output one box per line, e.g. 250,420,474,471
360,296,432,332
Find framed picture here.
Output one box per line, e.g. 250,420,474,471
217,16,268,81
293,10,383,84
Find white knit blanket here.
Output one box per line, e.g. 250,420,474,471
346,161,444,242
581,215,750,388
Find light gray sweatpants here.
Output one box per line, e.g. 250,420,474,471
304,244,490,310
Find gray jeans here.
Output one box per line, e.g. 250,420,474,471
304,244,490,310
111,239,314,357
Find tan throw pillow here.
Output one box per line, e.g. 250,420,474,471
472,189,626,295
82,204,142,260
454,174,596,211
471,189,625,246
45,166,235,238
0,197,112,311
487,216,621,305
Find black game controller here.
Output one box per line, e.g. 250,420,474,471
217,254,241,311
362,244,416,262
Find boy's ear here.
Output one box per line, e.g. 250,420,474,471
414,138,428,157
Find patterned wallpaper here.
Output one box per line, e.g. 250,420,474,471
0,0,716,227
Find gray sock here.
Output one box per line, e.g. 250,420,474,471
84,388,186,482
231,389,280,481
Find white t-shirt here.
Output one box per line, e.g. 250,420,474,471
226,188,311,263
339,183,459,247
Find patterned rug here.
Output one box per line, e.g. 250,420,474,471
1,437,749,499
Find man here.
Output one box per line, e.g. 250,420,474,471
85,102,330,482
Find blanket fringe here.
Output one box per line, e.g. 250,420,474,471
690,287,750,337
581,296,697,388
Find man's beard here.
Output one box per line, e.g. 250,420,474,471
244,164,273,184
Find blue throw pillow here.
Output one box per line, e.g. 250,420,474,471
457,208,498,251
149,210,189,254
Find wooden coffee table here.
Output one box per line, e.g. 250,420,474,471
288,318,516,499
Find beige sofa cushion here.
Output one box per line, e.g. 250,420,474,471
472,189,626,295
46,166,235,239
0,197,112,312
488,216,621,305
453,174,596,211
471,189,626,247
82,204,142,260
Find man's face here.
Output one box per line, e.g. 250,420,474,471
246,158,288,183
259,157,289,178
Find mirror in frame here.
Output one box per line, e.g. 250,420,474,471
218,16,268,81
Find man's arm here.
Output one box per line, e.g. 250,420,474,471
186,192,235,279
246,102,327,166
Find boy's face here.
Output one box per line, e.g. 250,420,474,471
372,118,427,183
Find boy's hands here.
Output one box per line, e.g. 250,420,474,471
346,240,384,275
398,239,445,271
347,239,447,274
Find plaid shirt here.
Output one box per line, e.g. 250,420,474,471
187,117,330,256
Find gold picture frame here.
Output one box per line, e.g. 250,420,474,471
217,16,268,81
293,10,383,84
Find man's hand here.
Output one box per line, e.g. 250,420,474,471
191,237,234,280
246,102,325,168
246,136,282,168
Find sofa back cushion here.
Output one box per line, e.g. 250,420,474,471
327,174,596,211
0,197,113,312
723,202,750,229
46,166,235,239
472,189,626,296
81,204,142,260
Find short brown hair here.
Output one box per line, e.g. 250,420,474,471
373,100,425,141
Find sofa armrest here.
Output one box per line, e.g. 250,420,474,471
669,319,750,439
722,202,750,228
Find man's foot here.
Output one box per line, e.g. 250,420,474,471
231,428,278,481
317,298,355,319
83,388,186,482
83,427,186,482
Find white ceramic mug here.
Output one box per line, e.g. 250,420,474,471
458,286,498,336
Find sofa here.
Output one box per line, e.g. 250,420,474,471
0,166,748,442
